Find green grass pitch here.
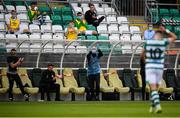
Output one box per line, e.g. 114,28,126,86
0,101,179,117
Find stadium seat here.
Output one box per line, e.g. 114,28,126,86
0,68,10,92
104,7,116,16
108,24,119,34
29,24,41,34
53,69,70,95
0,13,5,21
117,16,128,24
170,9,179,15
38,6,51,13
96,7,105,15
97,24,108,34
18,34,29,52
87,25,96,31
0,5,4,11
106,16,117,24
51,15,63,25
16,6,27,13
6,5,15,12
41,25,52,34
82,7,89,14
43,42,53,53
53,43,64,53
159,79,174,94
119,24,129,34
0,22,5,31
122,69,143,100
62,15,73,25
52,7,62,15
159,8,169,15
73,6,82,14
17,68,39,95
131,34,142,41
130,26,141,34
108,68,130,99
52,25,63,35
61,7,73,16
81,3,88,7
100,71,114,93
29,34,41,53
76,46,87,53
63,68,85,100
164,69,180,100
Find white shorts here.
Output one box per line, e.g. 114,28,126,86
146,69,163,85
85,30,93,35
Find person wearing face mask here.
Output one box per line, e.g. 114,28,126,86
6,10,30,34
144,24,155,40
6,48,29,101
6,10,20,34
85,3,105,27
75,12,97,35
87,45,103,100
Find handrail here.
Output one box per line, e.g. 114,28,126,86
36,40,53,68
129,42,145,69
106,41,122,71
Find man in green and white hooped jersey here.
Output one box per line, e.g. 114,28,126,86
142,26,177,114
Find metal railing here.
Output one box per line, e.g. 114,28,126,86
113,0,145,16
1,38,179,74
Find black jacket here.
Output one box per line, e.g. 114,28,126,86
85,10,97,25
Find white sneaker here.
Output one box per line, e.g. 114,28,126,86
155,105,162,114
149,106,155,113
38,99,44,102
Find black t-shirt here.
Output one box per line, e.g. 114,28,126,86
85,10,97,25
7,55,19,73
40,69,56,85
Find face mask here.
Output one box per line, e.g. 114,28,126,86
12,15,17,19
77,16,82,19
149,27,153,30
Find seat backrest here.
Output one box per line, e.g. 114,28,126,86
17,68,33,87
122,69,134,88
63,68,78,88
165,69,177,88
100,71,109,88
1,68,17,88
108,68,123,88
159,79,167,88
31,68,42,87
135,69,142,87
53,69,64,87
78,68,89,88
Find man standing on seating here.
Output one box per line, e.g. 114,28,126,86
39,64,61,101
7,48,29,101
142,26,177,113
87,45,103,100
85,3,105,27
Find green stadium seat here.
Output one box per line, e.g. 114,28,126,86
86,35,97,40
0,43,6,53
62,15,73,25
61,7,73,16
174,26,180,34
52,7,62,15
78,36,86,40
51,15,63,25
87,25,96,31
98,36,108,40
159,8,169,15
161,16,171,25
170,9,179,15
38,6,51,13
165,25,173,32
99,45,110,54
172,16,180,25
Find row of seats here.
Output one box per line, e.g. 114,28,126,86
1,68,179,101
